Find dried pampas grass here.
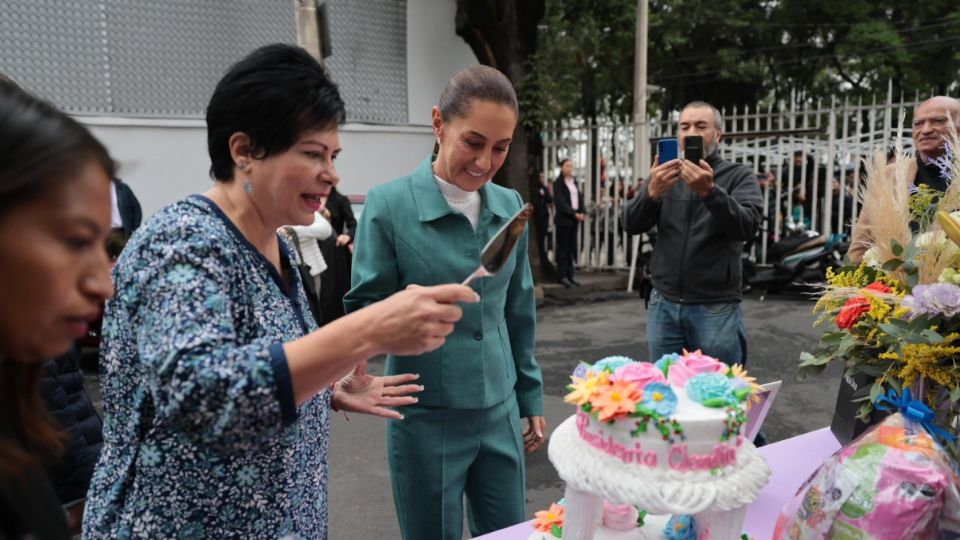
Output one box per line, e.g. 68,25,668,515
857,120,912,280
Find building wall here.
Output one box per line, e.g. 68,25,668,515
62,0,476,218
406,0,478,126
81,119,440,218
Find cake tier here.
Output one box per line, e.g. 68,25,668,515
548,414,770,515
575,386,739,471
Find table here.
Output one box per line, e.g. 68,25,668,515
475,428,842,539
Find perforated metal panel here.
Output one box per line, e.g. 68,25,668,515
0,0,407,121
0,1,111,113
325,0,408,124
0,1,297,117
104,0,297,116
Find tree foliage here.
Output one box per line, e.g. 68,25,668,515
522,0,960,121
520,0,636,126
453,0,555,279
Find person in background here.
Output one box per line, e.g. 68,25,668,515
82,44,477,538
847,96,960,262
346,65,544,540
620,100,762,366
317,185,356,325
40,343,104,535
110,177,142,238
534,171,553,257
553,158,585,288
282,210,333,324
0,78,115,540
831,172,854,236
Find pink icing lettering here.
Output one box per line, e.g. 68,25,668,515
667,444,737,471
575,412,657,466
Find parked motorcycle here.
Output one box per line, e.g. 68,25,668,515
742,217,848,300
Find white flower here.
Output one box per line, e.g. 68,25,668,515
862,246,883,269
916,231,960,263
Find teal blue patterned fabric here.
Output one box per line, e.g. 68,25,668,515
83,196,330,539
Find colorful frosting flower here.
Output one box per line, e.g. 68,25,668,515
589,378,642,422
602,502,639,531
564,370,610,406
572,362,591,379
685,373,736,407
639,382,677,416
593,355,635,373
533,503,565,535
728,364,763,402
667,349,726,387
654,353,681,377
663,514,697,540
612,361,666,388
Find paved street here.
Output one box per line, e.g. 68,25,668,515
327,292,843,539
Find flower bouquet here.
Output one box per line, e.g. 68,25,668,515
800,131,960,463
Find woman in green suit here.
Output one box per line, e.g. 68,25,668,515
345,66,545,540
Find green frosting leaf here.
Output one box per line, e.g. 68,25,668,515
636,509,647,526
733,388,751,402
702,397,729,408
551,524,563,538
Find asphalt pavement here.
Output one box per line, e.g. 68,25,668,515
327,291,844,539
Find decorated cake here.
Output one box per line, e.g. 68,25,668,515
533,351,771,539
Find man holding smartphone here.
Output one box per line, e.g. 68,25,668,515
620,101,763,366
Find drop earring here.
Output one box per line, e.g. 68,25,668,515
238,162,253,194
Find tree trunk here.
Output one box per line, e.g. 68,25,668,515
454,0,554,282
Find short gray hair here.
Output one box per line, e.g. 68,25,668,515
681,101,723,130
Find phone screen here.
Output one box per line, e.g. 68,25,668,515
684,135,703,164
657,138,678,163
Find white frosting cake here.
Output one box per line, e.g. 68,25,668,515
527,352,770,539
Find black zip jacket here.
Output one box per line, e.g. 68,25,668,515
39,346,103,507
620,152,762,303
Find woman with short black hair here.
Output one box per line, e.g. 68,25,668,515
83,44,477,538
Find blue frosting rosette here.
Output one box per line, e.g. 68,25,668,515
663,514,697,540
684,373,737,407
654,353,681,377
593,355,635,373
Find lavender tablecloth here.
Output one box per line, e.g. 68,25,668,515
475,427,842,539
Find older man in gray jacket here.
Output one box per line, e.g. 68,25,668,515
621,101,762,365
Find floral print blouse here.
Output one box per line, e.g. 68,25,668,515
83,196,330,539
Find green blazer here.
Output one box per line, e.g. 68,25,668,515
345,156,543,417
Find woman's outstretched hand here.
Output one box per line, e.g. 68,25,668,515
332,362,422,420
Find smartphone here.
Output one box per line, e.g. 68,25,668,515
656,138,678,163
684,135,703,164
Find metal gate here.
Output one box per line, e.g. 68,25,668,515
541,83,923,273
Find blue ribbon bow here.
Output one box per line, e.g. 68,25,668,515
874,387,957,444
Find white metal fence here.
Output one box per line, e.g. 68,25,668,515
541,83,923,272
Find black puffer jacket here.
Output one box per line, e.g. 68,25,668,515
38,346,103,506
621,152,762,303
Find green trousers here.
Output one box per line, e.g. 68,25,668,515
388,394,526,540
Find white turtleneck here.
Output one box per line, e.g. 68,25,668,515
435,175,481,230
